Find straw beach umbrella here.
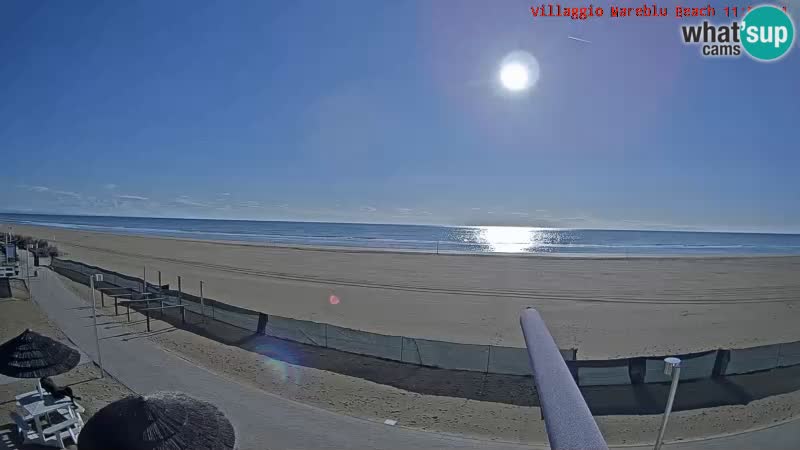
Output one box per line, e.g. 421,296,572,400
0,329,80,379
78,391,236,450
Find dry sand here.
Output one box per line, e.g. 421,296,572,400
53,273,800,446
10,224,800,359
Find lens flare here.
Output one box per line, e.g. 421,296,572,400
329,294,340,305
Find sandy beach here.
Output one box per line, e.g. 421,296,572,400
9,224,800,359
2,254,798,447
51,270,800,445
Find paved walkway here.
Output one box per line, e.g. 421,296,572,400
24,262,800,450
28,265,536,450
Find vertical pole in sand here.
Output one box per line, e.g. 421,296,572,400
177,276,182,306
90,274,104,378
158,271,162,290
200,281,205,322
142,266,147,295
654,357,682,450
25,244,32,300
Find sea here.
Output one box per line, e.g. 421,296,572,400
2,213,800,256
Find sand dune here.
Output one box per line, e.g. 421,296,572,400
10,224,800,359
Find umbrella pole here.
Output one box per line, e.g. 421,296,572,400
90,275,104,378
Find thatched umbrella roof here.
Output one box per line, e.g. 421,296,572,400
0,329,80,378
78,391,236,450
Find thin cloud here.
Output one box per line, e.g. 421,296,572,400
18,185,51,193
237,201,261,209
360,206,377,212
173,197,210,208
53,190,81,198
115,194,149,201
104,183,117,190
19,184,81,199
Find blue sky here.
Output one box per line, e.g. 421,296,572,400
2,1,798,232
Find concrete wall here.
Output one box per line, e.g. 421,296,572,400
51,258,800,384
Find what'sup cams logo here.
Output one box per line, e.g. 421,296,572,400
681,5,795,61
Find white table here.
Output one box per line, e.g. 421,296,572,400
15,392,83,448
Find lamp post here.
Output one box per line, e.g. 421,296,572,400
654,357,682,450
90,274,105,378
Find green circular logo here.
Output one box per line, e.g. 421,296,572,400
741,5,795,61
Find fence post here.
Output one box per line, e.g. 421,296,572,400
181,306,186,324
257,313,268,335
200,281,205,321
177,276,182,306
101,291,105,308
142,266,146,294
115,297,119,316
146,310,151,332
158,271,162,289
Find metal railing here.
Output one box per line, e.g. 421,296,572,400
520,307,608,450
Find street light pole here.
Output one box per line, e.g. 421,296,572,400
90,274,105,378
654,357,682,450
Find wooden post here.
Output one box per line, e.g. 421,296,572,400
115,297,119,316
257,313,268,335
146,310,151,332
101,291,105,308
200,281,205,321
177,276,182,305
127,302,131,322
181,306,186,324
158,271,162,289
142,266,147,294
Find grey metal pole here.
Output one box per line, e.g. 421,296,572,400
520,308,607,450
654,357,682,450
25,245,31,300
143,266,147,294
90,275,104,378
177,276,182,305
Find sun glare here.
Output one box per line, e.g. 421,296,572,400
480,226,534,253
498,51,540,93
500,63,529,91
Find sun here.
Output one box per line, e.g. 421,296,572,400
499,63,530,91
498,51,540,93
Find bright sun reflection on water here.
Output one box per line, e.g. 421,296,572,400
479,226,539,253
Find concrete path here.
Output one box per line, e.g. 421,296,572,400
23,262,800,450
626,418,800,450
27,265,537,450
